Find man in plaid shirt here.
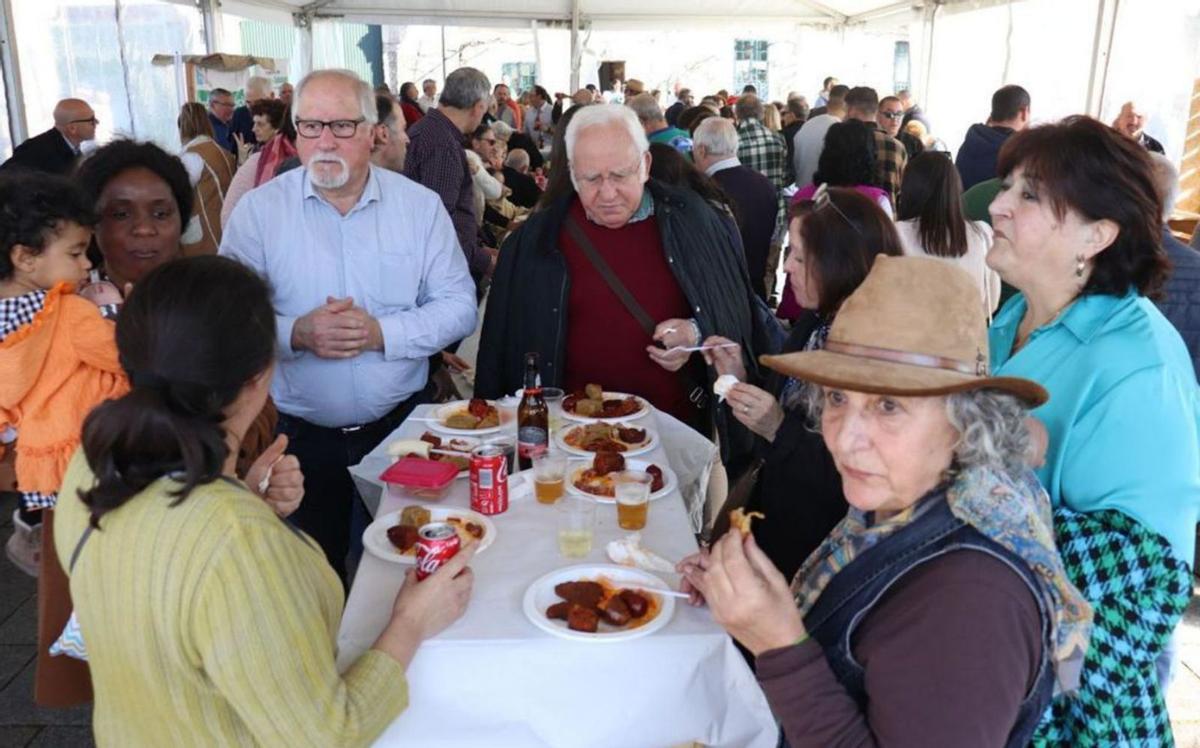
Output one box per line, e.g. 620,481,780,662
735,94,788,296
735,95,788,191
845,86,907,206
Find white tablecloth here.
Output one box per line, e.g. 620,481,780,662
339,405,777,748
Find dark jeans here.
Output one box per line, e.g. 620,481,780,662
276,384,432,588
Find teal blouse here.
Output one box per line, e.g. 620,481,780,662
989,290,1200,567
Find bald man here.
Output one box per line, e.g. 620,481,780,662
1113,101,1165,154
1,98,96,175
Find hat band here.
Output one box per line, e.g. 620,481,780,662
823,340,985,376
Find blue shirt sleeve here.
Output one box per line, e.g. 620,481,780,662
1058,363,1200,565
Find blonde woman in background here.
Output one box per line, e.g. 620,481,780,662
177,103,234,256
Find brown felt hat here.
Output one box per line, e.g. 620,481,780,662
761,255,1048,406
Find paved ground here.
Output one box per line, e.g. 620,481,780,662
0,491,1198,747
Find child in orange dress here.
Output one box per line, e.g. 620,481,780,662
0,172,127,706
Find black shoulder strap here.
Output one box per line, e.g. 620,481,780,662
69,524,94,572
563,216,657,337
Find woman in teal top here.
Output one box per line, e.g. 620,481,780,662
986,116,1197,745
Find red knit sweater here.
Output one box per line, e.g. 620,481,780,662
560,199,694,422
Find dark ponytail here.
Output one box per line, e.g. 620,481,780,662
80,256,276,527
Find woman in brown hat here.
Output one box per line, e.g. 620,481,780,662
702,187,901,581
681,255,1092,748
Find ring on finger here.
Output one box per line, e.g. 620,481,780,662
742,405,750,414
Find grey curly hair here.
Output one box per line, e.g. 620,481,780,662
799,385,1032,475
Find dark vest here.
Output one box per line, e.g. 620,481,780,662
801,495,1056,748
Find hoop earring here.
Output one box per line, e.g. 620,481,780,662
1075,254,1086,278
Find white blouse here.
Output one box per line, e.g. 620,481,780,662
896,218,1001,317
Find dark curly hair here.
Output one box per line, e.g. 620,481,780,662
250,98,287,130
0,172,97,280
996,115,1169,299
812,119,876,188
79,256,276,528
77,140,193,229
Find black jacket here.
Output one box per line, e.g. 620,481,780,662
745,312,847,581
1,128,77,176
503,165,541,209
955,123,1015,191
475,179,773,465
1157,227,1200,381
711,164,778,300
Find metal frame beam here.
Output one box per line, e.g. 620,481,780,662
569,0,580,91
199,0,224,53
0,0,26,145
1084,0,1119,117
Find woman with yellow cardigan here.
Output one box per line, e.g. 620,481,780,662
55,255,475,746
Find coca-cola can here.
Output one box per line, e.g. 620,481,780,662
415,522,461,581
470,444,509,516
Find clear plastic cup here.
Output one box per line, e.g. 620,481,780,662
533,452,568,504
614,471,653,530
557,496,596,558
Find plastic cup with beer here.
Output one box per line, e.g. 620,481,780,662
614,470,653,531
557,495,596,558
532,452,568,504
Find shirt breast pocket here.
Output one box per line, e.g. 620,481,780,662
369,250,422,310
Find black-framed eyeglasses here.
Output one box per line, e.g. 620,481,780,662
811,183,863,236
295,118,366,139
70,117,99,126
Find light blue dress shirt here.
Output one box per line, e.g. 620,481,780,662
220,166,478,428
989,290,1200,565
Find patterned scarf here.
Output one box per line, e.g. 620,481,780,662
780,316,832,411
791,465,1093,694
254,134,299,188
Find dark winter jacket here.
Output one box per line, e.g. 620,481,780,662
955,123,1016,191
475,179,774,467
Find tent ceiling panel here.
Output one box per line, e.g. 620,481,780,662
242,0,930,26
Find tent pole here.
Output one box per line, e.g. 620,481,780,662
0,0,26,146
200,0,223,54
569,0,580,92
440,25,446,80
292,12,314,80
1085,0,1119,117
531,20,542,85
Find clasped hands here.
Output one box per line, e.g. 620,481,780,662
292,296,384,359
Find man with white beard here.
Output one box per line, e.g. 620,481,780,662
221,68,477,584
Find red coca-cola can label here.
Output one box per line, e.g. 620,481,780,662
470,444,509,515
415,522,461,581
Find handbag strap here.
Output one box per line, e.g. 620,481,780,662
705,457,766,544
564,217,657,337
69,524,94,573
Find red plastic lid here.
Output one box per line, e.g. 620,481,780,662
379,457,459,488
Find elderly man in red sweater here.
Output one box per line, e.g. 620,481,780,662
476,104,772,470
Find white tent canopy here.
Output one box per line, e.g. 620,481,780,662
2,0,1198,184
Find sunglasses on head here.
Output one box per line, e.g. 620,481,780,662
811,183,863,236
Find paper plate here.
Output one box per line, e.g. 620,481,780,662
560,392,651,424
522,564,675,642
554,422,658,458
427,400,511,436
564,458,678,503
363,506,496,565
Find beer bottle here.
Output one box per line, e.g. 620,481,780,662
517,352,549,471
